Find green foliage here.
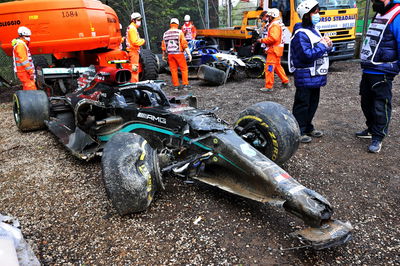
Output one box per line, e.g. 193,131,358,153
357,0,373,20
104,0,208,52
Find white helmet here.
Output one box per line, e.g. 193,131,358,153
267,8,280,18
297,0,319,19
170,18,179,25
131,12,142,21
184,15,190,22
18,26,31,36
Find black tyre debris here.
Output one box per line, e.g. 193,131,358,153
235,101,300,164
197,64,226,85
102,133,161,215
13,90,49,131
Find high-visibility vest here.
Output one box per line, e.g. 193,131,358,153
181,23,196,40
288,28,329,76
125,23,145,52
163,29,183,54
360,5,400,64
12,39,34,74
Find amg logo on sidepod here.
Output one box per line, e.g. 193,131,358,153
138,112,167,124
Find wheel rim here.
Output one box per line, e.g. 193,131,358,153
237,121,271,154
246,57,265,78
13,95,21,126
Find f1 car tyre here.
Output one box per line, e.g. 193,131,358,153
139,49,159,81
197,64,226,85
102,133,161,215
13,90,49,131
245,55,265,79
234,101,300,164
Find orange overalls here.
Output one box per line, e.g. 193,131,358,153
12,38,37,90
126,22,145,83
181,22,197,41
260,18,289,89
161,25,189,87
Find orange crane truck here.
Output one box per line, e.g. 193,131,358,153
0,0,158,94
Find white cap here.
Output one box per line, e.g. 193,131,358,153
18,26,31,36
170,18,179,25
267,8,280,18
184,15,190,22
131,12,142,21
296,0,319,19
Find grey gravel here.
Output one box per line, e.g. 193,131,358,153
0,60,399,265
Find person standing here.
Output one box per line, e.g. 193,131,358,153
126,12,145,83
257,8,290,92
12,26,37,90
289,0,333,143
162,18,192,91
357,0,400,153
181,15,197,41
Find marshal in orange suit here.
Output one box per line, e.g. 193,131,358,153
161,18,192,91
12,26,37,90
257,8,290,92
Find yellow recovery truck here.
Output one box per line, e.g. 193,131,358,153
197,0,358,67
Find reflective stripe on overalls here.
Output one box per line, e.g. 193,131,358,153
13,39,34,74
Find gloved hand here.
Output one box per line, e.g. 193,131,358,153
29,74,35,81
185,48,192,62
132,64,138,72
162,53,168,61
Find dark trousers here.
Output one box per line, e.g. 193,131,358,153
359,73,393,141
292,86,321,135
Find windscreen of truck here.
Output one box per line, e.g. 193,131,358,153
295,0,357,10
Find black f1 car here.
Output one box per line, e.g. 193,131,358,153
12,66,352,250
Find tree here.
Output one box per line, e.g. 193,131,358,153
104,0,204,52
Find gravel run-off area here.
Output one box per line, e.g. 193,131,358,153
0,60,399,265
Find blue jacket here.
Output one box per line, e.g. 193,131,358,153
290,23,332,88
362,2,400,75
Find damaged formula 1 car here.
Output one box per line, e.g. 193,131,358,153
12,66,352,249
158,40,265,86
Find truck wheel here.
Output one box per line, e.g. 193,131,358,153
234,101,300,164
33,55,49,68
102,132,161,216
197,64,226,85
139,49,159,81
55,58,81,67
13,90,49,131
33,56,49,91
155,54,168,74
245,55,265,78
